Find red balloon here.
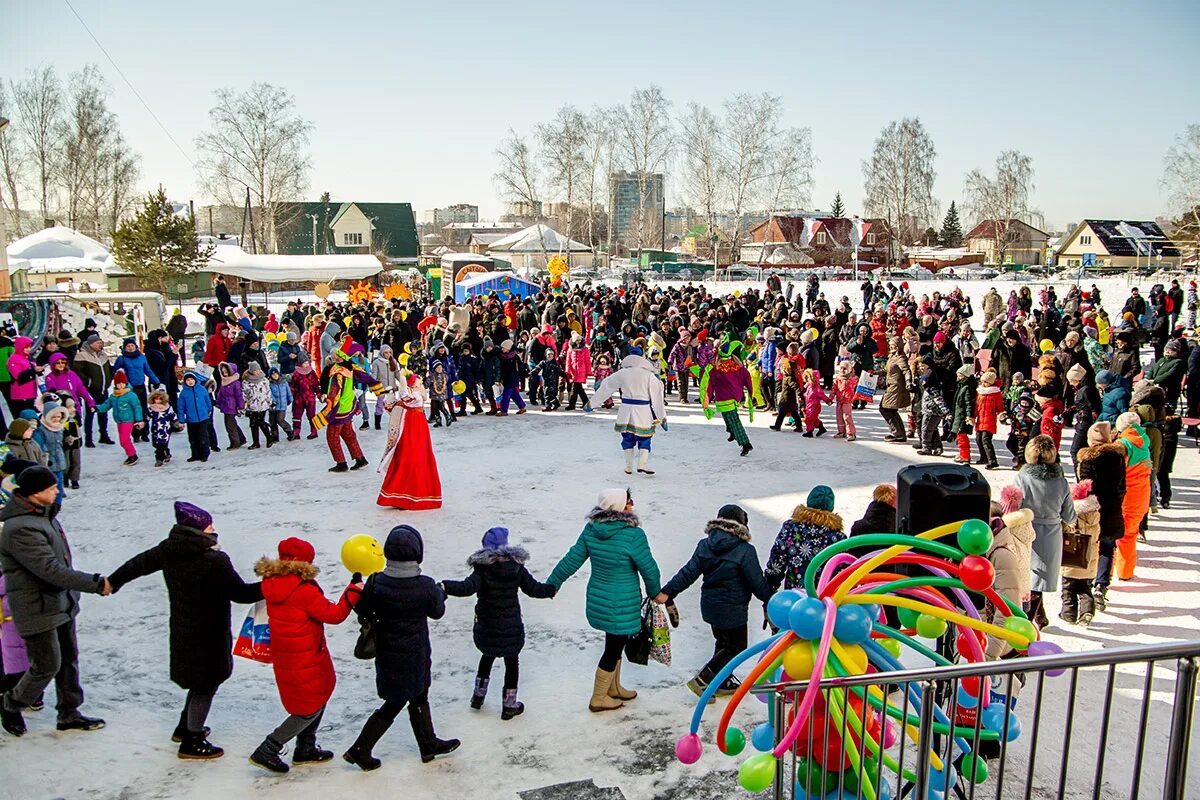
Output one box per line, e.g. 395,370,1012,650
961,675,982,697
959,555,996,593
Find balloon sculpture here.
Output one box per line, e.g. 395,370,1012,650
676,519,1062,798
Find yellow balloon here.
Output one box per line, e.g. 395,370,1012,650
340,534,385,575
836,642,869,676
1039,338,1054,353
399,353,410,366
400,311,407,321
782,642,815,680
451,380,466,394
404,342,413,354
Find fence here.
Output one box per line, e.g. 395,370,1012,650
757,640,1200,800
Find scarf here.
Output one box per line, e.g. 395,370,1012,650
383,560,421,578
111,385,130,397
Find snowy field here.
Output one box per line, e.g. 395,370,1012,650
5,273,1198,800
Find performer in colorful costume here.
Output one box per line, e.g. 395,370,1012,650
703,341,755,457
1114,411,1152,580
589,346,667,475
313,337,384,472
377,373,442,510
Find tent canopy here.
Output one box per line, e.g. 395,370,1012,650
204,244,383,283
486,223,590,254
453,270,540,303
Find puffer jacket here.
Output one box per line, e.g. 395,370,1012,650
985,508,1035,658
548,508,661,636
254,557,355,716
660,518,772,629
443,543,556,658
975,385,1003,433
1062,494,1100,580
113,340,161,389
764,505,845,592
880,349,912,410
564,345,593,383
176,373,214,423
1097,373,1131,423
268,378,293,412
1075,443,1127,542
7,337,38,401
95,386,144,424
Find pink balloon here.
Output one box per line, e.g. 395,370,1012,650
882,719,899,749
773,597,838,757
676,733,702,764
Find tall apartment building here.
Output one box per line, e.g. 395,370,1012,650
609,171,665,244
423,204,480,225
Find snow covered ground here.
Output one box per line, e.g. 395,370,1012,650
7,273,1198,799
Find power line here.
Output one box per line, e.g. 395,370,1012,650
62,0,195,167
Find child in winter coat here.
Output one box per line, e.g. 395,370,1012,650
113,337,161,443
1060,480,1101,627
43,353,95,416
656,504,771,698
267,367,294,442
55,393,83,489
94,368,145,465
343,525,460,770
764,486,844,591
107,501,263,759
0,572,33,698
974,369,1004,470
832,361,859,440
534,355,563,412
442,527,556,719
985,485,1035,659
563,334,593,411
592,353,614,409
37,402,69,501
1004,371,1029,417
215,363,246,450
371,346,403,429
250,537,361,774
147,389,178,467
177,370,214,463
770,355,802,432
291,354,320,439
427,362,453,427
455,343,484,415
950,363,977,465
4,419,46,466
241,362,274,449
801,368,831,437
1005,392,1038,468
1035,384,1064,451
916,357,950,456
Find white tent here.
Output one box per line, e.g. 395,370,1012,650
485,223,590,254
203,244,383,283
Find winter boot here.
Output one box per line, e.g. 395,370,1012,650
1092,585,1108,612
374,416,382,430
1077,589,1095,627
607,661,637,701
624,449,635,475
0,695,26,736
249,736,289,773
686,674,717,704
1059,589,1078,625
342,709,394,772
293,734,334,764
637,450,654,475
589,669,624,712
178,731,224,760
329,462,349,473
123,455,138,466
470,677,489,710
171,709,210,743
501,689,525,720
359,419,369,430
56,714,105,732
350,456,369,471
408,701,460,763
715,675,742,698
740,443,754,456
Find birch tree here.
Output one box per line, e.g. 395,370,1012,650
963,149,1036,265
756,126,814,267
862,117,937,257
13,66,63,219
537,105,587,257
723,93,779,260
0,81,24,233
679,102,723,259
617,85,672,249
195,82,312,253
1162,124,1200,257
579,106,614,251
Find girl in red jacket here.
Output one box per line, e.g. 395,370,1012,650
249,537,362,774
974,370,1004,469
1035,384,1065,451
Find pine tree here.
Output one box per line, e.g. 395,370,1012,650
830,192,845,218
939,201,963,248
112,188,214,294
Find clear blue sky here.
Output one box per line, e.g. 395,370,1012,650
4,0,1198,230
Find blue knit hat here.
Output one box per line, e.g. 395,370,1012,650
627,346,644,356
482,527,509,549
807,485,835,512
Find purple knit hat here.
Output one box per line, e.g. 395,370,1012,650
174,501,213,530
482,527,509,549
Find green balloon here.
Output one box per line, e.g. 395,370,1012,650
723,726,747,756
956,519,993,556
960,752,990,784
796,756,835,795
842,757,880,793
898,607,921,628
738,752,777,792
915,613,948,638
879,636,903,658
1004,615,1038,649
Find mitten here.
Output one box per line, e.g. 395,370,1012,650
312,410,328,431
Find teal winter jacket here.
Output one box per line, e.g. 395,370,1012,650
95,388,144,424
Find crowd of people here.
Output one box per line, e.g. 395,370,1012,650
0,270,1194,779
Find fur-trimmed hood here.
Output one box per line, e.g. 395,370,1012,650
254,556,319,581
1073,494,1101,516
466,544,530,568
586,508,640,529
998,508,1035,545
790,505,844,532
1077,441,1126,465
1022,462,1064,481
706,517,751,543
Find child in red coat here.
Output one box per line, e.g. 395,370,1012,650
250,537,362,774
974,369,1004,469
831,361,859,440
1036,384,1064,451
290,354,321,440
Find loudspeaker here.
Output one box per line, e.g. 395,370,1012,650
897,464,991,536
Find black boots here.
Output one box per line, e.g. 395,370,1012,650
249,736,290,773
1093,585,1108,612
178,731,224,760
293,733,334,764
171,709,210,743
1076,590,1095,627
1025,591,1049,629
740,443,753,457
1059,589,1078,625
350,456,369,471
374,416,382,430
501,689,524,721
329,462,348,473
343,709,394,771
409,702,460,763
0,695,25,736
56,714,105,732
470,677,489,710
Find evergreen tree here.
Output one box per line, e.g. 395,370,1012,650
830,192,845,218
939,201,964,247
112,188,214,294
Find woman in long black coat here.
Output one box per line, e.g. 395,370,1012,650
442,527,555,719
1074,423,1127,611
108,501,261,759
343,525,459,771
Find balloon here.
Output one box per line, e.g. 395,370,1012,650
738,753,776,792
1003,615,1038,649
789,597,827,640
751,721,775,752
956,628,986,658
915,613,948,638
794,756,835,796
957,684,980,709
956,519,993,556
399,353,410,366
982,704,1021,742
898,607,921,629
451,380,466,394
961,675,982,697
404,342,413,354
675,733,702,764
959,554,996,592
722,726,746,756
1026,640,1066,676
960,752,989,784
1039,338,1054,353
833,604,873,645
879,636,902,658
340,534,385,575
767,589,804,629
783,643,815,680
838,644,868,675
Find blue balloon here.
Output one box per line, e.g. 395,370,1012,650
981,703,1021,741
957,685,979,709
751,721,775,752
768,589,804,629
832,603,873,644
789,597,828,640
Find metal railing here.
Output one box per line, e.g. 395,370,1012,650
756,640,1200,800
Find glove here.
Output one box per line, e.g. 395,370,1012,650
703,405,714,421
659,418,668,432
343,582,364,607
312,411,328,431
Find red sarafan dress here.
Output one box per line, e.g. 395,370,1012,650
377,384,442,510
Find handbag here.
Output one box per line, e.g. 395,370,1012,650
1061,527,1091,571
232,600,272,663
353,576,377,660
624,600,654,666
647,602,672,666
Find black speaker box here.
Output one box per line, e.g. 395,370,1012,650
896,464,992,536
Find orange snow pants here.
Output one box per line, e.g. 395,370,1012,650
1116,464,1151,580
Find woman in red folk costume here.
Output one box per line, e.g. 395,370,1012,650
313,337,384,473
378,373,442,510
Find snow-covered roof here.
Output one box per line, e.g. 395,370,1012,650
486,223,590,254
204,243,383,283
6,226,110,263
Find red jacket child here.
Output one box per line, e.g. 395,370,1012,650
1036,388,1064,450
974,372,1004,433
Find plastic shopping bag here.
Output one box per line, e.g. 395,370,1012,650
854,371,878,403
232,601,272,663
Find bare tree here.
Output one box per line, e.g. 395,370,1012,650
195,82,312,253
617,85,672,249
756,127,815,267
13,66,63,220
0,80,25,233
862,117,938,258
493,128,540,215
1162,124,1200,258
963,149,1036,265
537,105,587,261
579,106,614,252
679,102,724,260
723,93,779,261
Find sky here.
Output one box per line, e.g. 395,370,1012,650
4,0,1199,232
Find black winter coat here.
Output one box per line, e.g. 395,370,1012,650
442,546,555,658
108,525,262,691
1075,444,1127,543
355,570,445,703
660,519,771,629
848,500,897,559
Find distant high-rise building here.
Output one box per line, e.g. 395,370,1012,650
609,171,665,245
423,204,480,225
